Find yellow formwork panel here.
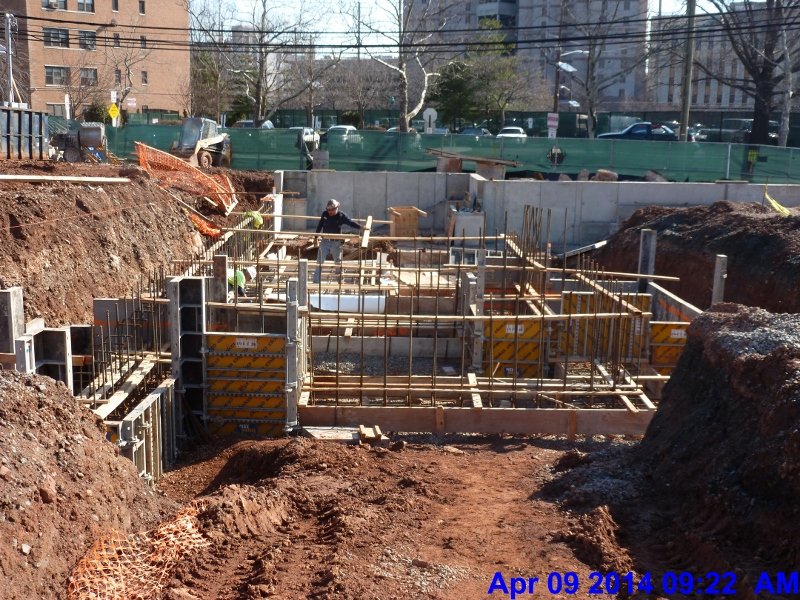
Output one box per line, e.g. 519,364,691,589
486,319,542,340
649,322,689,369
559,292,650,361
206,333,286,354
205,333,288,435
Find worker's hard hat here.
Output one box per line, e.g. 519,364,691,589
245,266,257,280
327,199,340,209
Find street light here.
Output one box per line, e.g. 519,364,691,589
552,50,588,113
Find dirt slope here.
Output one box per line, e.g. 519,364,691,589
591,201,800,313
0,370,174,599
546,304,800,597
0,162,272,326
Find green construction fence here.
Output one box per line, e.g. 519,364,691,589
105,124,800,184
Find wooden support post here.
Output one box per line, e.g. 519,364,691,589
285,278,300,432
435,405,445,435
711,254,727,306
637,229,656,293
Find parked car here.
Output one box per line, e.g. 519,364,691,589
496,126,527,140
289,126,320,149
597,122,678,141
321,124,363,147
695,119,779,144
460,127,493,138
230,119,274,129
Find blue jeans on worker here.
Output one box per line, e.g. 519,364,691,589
313,239,342,283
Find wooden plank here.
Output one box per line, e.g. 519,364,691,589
299,406,653,436
618,394,639,413
94,358,158,420
360,216,373,249
0,175,131,183
467,372,482,408
435,406,445,435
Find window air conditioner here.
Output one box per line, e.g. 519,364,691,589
47,0,58,9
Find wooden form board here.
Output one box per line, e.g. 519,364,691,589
299,405,653,436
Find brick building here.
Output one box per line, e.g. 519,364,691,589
4,0,189,117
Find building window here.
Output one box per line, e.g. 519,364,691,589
77,0,94,12
114,69,121,85
140,36,147,49
112,0,118,10
141,70,148,85
80,68,98,86
139,1,145,14
43,28,69,47
45,66,69,86
78,31,96,50
46,103,67,117
113,33,121,47
42,0,66,9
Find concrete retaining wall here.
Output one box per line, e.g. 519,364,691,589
279,170,800,247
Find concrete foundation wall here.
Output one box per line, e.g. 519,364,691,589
279,170,800,247
282,171,471,235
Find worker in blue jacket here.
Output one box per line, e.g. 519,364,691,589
313,199,361,283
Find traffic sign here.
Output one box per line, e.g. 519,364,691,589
108,104,120,119
547,112,559,129
423,107,438,134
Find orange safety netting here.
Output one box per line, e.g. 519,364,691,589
67,503,210,600
134,142,238,216
187,210,222,238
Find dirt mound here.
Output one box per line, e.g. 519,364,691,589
592,200,800,312
545,304,800,587
0,162,275,326
0,370,174,599
641,303,800,566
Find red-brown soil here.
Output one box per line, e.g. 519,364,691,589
592,200,800,313
0,162,272,325
1,165,799,598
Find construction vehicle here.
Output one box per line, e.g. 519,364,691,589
49,121,108,163
169,117,231,168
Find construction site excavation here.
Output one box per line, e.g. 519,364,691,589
2,149,800,598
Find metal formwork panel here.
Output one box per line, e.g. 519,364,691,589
650,321,689,371
483,318,543,377
559,292,649,362
205,333,287,436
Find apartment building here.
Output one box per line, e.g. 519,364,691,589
650,13,753,109
413,0,649,109
4,0,189,117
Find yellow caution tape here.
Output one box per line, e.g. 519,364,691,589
764,188,791,217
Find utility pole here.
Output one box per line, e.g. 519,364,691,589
552,2,566,113
678,0,696,142
4,13,14,105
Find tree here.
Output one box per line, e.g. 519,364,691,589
429,20,550,128
469,20,549,126
692,0,800,145
555,0,650,137
355,0,457,132
428,61,479,125
320,58,394,128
